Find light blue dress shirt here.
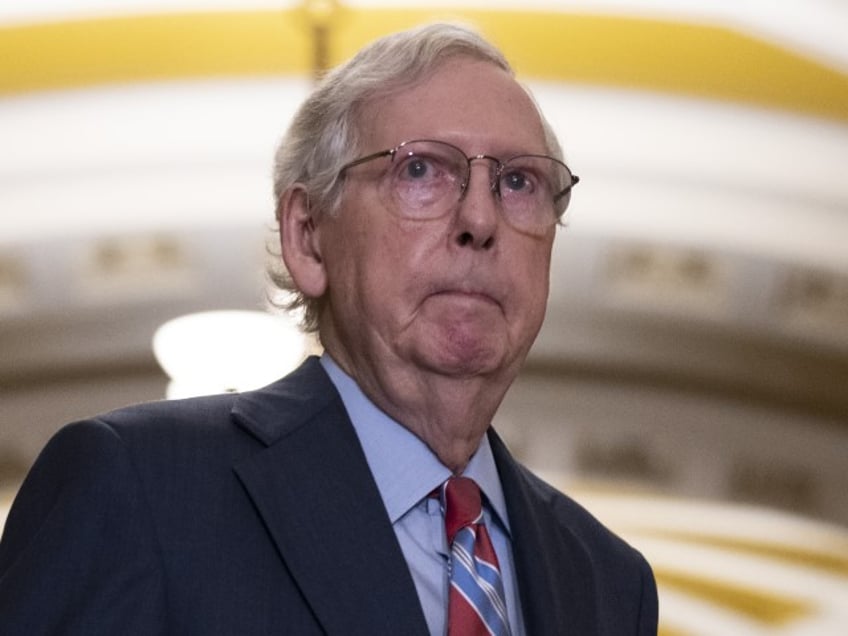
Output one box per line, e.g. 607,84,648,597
321,354,525,636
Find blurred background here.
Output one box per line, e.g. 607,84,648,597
1,1,847,634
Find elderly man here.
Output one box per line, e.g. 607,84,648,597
0,23,657,636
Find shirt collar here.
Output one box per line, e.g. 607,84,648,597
320,353,511,534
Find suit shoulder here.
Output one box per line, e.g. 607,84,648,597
516,465,649,564
43,392,256,472
96,392,239,432
500,458,658,632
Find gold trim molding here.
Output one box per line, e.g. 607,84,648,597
1,7,846,122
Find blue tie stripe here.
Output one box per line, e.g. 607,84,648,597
453,538,507,617
451,526,511,635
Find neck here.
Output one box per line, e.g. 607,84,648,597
323,345,516,474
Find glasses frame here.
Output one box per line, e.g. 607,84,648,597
337,139,580,231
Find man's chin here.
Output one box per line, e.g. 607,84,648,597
416,335,508,379
403,308,520,377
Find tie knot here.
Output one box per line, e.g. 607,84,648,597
441,476,483,543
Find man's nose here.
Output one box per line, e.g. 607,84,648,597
454,162,499,250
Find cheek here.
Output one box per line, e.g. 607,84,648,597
335,223,422,312
515,237,553,281
510,244,553,320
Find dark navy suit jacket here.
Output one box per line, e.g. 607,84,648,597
0,357,657,635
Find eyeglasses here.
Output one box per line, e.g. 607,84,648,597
338,139,579,236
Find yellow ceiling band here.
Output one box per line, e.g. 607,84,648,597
0,8,846,122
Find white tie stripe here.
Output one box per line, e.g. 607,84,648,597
453,540,509,620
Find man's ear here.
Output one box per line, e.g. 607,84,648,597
278,185,328,298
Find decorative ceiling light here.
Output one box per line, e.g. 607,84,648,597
152,309,307,399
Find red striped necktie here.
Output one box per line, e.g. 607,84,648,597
441,476,511,636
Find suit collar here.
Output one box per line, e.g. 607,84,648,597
231,356,332,446
231,357,429,635
489,429,602,635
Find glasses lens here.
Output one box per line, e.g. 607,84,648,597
498,156,573,232
375,141,574,232
387,141,465,219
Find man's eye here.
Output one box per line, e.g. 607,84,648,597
404,158,430,179
503,170,531,192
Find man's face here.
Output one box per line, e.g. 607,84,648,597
315,57,556,385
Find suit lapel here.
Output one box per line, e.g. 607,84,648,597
490,430,601,635
231,358,429,636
